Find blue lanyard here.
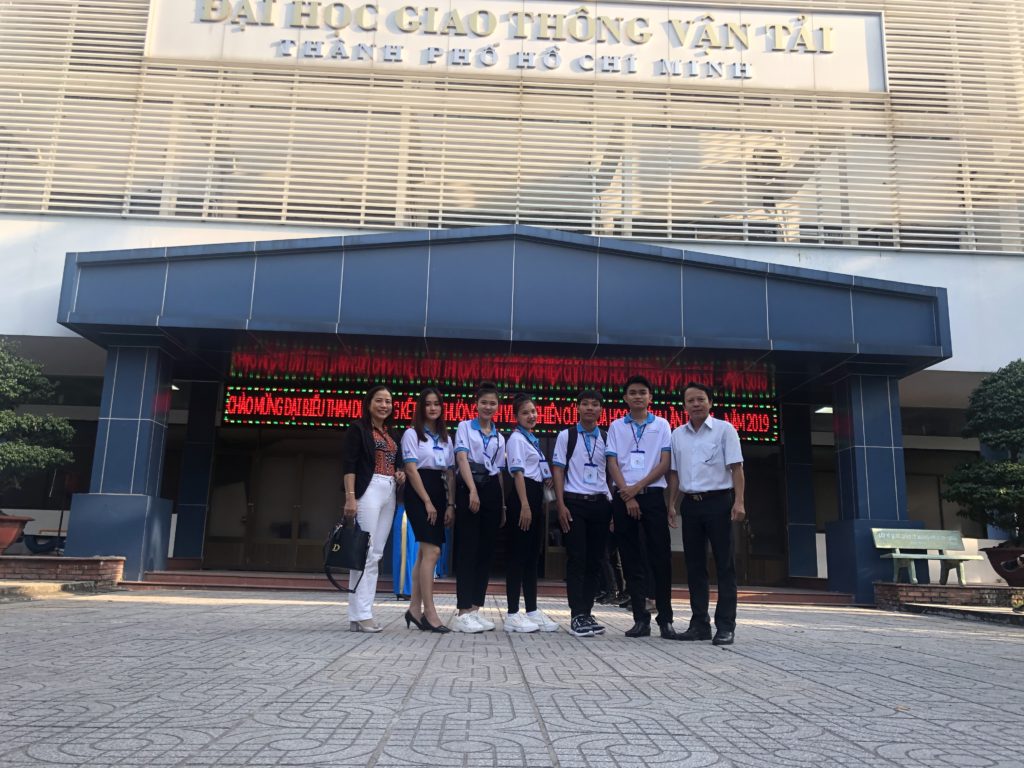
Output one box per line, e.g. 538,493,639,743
425,428,441,450
517,426,545,460
630,420,648,451
579,425,599,463
479,425,498,462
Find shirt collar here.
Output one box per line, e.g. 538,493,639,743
470,418,494,433
624,412,655,426
516,426,540,448
577,422,600,439
685,415,715,433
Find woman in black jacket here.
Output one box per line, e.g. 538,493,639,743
342,384,405,632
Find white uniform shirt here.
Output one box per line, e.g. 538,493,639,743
401,427,455,471
454,418,506,477
669,416,744,492
606,412,672,488
506,428,550,483
552,424,611,499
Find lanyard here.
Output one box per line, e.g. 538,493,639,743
517,426,545,460
479,424,498,462
425,428,441,450
579,425,598,463
630,418,648,452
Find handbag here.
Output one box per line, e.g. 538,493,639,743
466,460,492,485
323,518,371,593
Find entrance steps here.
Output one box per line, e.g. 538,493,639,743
131,570,853,606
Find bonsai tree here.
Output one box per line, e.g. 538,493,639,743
942,359,1024,546
0,340,74,497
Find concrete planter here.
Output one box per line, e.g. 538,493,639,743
0,514,35,553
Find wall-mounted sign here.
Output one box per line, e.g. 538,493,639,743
147,1,886,92
229,347,775,398
222,384,780,442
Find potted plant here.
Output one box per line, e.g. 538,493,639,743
943,359,1024,586
0,340,74,553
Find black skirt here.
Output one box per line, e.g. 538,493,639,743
404,468,447,547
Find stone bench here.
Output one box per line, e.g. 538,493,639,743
871,528,983,586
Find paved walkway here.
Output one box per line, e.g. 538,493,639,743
1,590,1021,768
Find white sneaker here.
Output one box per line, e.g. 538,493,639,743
472,611,496,631
526,609,559,632
452,613,485,634
504,612,539,633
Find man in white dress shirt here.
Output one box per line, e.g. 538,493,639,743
667,382,746,645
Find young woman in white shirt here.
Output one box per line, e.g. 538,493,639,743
400,388,456,633
503,394,559,633
451,382,506,633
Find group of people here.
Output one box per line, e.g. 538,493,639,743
340,376,746,645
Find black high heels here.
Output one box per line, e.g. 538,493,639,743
420,618,451,633
404,610,426,630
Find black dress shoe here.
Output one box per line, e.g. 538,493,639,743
712,630,735,646
625,621,651,638
658,622,683,640
677,626,713,641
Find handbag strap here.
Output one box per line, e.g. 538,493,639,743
324,563,362,594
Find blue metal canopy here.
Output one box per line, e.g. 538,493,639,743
58,225,951,393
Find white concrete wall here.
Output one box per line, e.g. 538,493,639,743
2,212,1022,375
0,214,350,339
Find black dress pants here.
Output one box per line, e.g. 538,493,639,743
505,478,544,614
680,491,737,632
563,496,611,617
612,491,673,625
454,478,502,610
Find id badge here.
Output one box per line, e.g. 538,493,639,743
629,450,645,470
583,463,598,484
540,461,552,480
432,448,446,467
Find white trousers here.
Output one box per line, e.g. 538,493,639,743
348,474,397,621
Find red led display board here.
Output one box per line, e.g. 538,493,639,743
230,347,773,398
223,385,779,443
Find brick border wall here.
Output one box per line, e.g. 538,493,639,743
875,582,1024,611
0,556,125,585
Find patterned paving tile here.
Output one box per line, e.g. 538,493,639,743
1,591,1022,767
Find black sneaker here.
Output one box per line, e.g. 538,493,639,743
585,615,606,635
570,615,596,637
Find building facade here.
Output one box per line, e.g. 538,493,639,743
2,1,1023,600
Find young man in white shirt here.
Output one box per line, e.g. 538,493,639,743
552,389,612,638
606,375,681,639
667,381,746,646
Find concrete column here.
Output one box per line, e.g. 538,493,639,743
826,374,922,603
172,382,220,559
781,403,817,578
66,347,174,580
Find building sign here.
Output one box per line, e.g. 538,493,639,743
222,384,779,441
146,1,886,92
229,347,774,397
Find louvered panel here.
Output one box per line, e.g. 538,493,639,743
0,1,1021,250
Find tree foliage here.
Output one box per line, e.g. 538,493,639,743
943,359,1024,545
0,340,74,495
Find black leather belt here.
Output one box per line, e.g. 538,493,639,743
565,492,607,502
632,486,664,496
682,488,732,503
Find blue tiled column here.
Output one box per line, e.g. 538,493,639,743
172,382,219,559
781,404,818,578
826,374,922,603
66,347,174,580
